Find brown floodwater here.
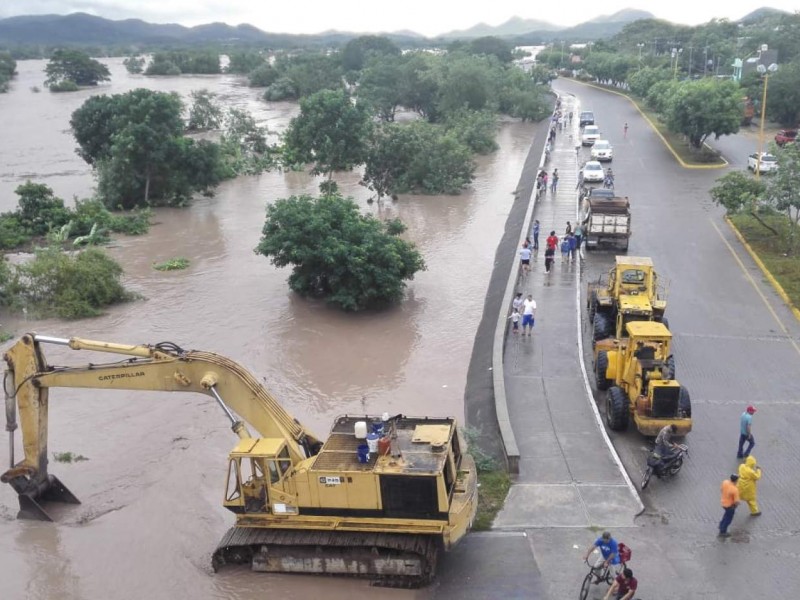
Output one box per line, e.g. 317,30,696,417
0,58,535,599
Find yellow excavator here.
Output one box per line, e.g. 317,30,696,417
2,333,477,587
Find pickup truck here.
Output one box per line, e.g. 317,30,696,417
580,194,631,251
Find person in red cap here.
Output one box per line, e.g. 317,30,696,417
737,405,757,459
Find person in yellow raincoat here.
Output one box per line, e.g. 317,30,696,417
737,456,762,516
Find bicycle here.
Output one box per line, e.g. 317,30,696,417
579,558,614,600
579,543,631,600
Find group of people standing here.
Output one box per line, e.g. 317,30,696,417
521,220,583,275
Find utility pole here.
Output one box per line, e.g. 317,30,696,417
688,46,693,78
703,46,709,77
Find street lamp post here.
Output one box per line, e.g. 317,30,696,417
755,58,779,180
671,48,683,79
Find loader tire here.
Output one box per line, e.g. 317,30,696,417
665,355,676,380
595,350,611,391
588,291,598,322
593,312,612,341
607,386,629,431
679,386,692,418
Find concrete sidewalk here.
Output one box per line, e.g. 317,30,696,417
494,96,642,530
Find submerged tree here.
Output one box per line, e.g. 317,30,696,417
45,49,110,89
255,193,425,311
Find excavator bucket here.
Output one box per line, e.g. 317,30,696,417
14,475,80,521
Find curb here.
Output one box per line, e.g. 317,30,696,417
572,80,728,170
724,216,800,323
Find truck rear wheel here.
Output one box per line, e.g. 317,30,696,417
679,386,692,418
606,386,629,431
595,350,611,391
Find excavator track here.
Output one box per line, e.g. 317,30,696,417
212,527,441,588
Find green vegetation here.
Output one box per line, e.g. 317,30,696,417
5,245,134,319
53,451,89,463
0,183,151,251
713,144,800,306
44,49,110,89
226,51,265,75
0,51,16,92
123,55,145,74
187,89,223,131
474,470,512,531
153,257,190,271
145,50,220,75
255,192,425,311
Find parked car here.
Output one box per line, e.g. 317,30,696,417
583,161,605,182
591,140,613,161
582,126,601,146
579,111,595,127
774,129,797,147
747,152,778,174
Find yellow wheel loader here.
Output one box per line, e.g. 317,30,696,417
593,322,691,436
588,256,668,344
2,333,477,587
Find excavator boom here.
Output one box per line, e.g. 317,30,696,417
2,333,321,519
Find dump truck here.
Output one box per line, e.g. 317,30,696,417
594,321,692,436
580,194,631,251
587,256,668,343
2,334,477,587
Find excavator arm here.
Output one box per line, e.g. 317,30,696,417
2,333,322,520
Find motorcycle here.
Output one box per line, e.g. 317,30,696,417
641,443,688,489
603,175,614,189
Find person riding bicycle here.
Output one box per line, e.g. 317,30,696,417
604,169,614,188
603,567,638,600
583,531,622,575
654,424,680,461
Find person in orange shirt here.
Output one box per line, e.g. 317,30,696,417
719,474,740,538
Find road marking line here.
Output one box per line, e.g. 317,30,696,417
710,218,800,359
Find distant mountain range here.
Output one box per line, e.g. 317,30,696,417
0,8,788,48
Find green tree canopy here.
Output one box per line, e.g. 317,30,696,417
341,35,400,72
226,51,265,74
764,143,800,254
710,171,766,214
187,89,223,131
283,89,373,178
44,49,110,88
123,55,145,74
254,192,425,311
765,63,800,127
664,78,741,148
0,51,16,92
70,89,224,208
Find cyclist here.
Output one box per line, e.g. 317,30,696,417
583,531,622,575
604,567,638,600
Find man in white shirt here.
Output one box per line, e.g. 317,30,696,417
522,295,537,337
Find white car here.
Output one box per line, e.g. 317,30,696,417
582,161,605,183
591,140,613,161
582,125,601,146
747,152,778,174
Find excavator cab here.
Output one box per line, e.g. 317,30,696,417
224,438,300,515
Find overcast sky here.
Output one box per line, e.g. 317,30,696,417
0,1,796,37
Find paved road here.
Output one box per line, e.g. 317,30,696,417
551,78,800,599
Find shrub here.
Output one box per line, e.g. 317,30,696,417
153,257,190,271
11,246,134,319
49,80,79,92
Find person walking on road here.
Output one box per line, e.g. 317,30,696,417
513,291,524,312
565,221,572,236
574,224,584,259
568,232,578,262
737,456,763,516
532,220,540,250
737,405,756,459
623,122,628,138
522,294,536,337
719,474,740,538
550,169,559,193
508,307,521,335
545,231,558,274
519,243,532,274
560,236,570,262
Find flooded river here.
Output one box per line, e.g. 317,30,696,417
0,58,535,599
